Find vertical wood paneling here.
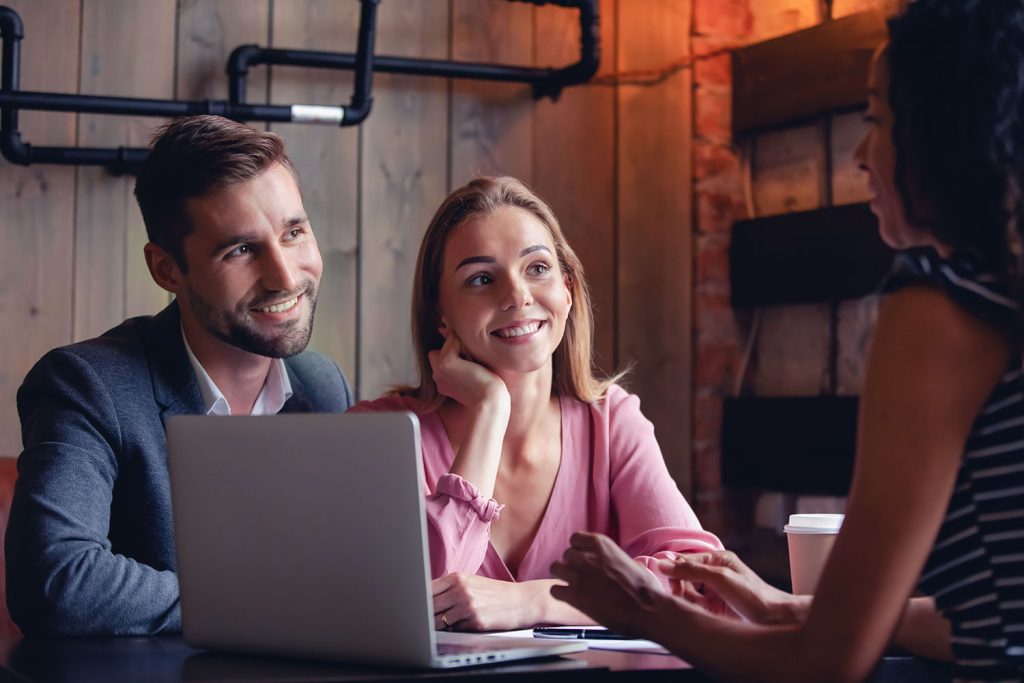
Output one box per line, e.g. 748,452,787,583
0,1,79,456
177,0,269,103
74,0,175,341
534,0,617,374
271,0,359,382
450,0,534,188
617,0,694,495
358,0,450,399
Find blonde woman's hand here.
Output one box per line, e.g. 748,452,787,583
432,573,542,632
428,332,509,409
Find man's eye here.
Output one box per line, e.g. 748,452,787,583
227,244,252,258
467,273,493,287
286,228,303,240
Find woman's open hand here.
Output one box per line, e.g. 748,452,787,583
549,532,667,638
658,551,806,625
428,332,509,409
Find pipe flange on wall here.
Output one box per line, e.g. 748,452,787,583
0,0,599,174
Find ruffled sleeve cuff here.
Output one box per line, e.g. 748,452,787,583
434,473,505,522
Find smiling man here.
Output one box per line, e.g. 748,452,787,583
6,116,353,636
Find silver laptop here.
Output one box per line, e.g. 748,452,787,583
166,411,586,668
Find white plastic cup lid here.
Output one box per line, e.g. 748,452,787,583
783,513,844,534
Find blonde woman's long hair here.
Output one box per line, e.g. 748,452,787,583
400,176,621,409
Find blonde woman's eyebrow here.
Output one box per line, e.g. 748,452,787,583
455,245,551,271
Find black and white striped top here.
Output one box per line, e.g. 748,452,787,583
887,248,1024,682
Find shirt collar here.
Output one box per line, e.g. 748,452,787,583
180,325,293,416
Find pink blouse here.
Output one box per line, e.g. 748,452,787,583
352,385,722,586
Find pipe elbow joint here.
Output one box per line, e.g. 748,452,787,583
227,44,262,77
0,6,25,40
342,96,373,127
0,130,30,165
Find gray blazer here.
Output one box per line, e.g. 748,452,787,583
7,301,353,636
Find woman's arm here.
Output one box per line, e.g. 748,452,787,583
429,332,510,498
554,286,1011,681
603,388,723,579
661,553,951,660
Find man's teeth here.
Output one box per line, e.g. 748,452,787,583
495,321,541,338
256,297,298,313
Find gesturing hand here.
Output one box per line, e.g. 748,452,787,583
432,573,539,632
658,550,806,625
549,532,666,639
427,332,509,409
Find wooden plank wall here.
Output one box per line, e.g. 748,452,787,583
0,0,695,496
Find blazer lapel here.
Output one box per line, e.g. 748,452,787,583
280,362,314,413
147,301,205,420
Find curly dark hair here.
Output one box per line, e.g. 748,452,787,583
887,0,1024,294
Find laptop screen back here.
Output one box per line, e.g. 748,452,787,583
167,412,437,667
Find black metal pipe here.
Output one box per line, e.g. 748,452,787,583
344,0,378,126
534,0,599,99
0,91,297,121
1,5,26,164
0,0,599,170
225,0,599,102
232,48,556,83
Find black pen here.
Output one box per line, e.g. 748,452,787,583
533,627,627,640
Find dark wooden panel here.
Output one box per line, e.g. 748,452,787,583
721,396,858,496
732,10,886,134
729,202,894,307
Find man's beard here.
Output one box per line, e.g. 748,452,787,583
185,281,318,359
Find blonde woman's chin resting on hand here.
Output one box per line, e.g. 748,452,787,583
352,176,722,631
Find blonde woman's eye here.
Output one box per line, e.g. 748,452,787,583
528,263,550,276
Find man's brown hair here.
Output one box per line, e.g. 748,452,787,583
133,115,297,271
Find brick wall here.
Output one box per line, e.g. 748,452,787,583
691,0,886,549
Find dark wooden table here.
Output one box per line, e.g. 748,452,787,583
0,635,952,683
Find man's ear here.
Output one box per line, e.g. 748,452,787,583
144,242,184,295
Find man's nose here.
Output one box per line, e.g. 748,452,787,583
260,244,299,292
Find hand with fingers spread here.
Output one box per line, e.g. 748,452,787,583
432,573,552,632
657,551,807,625
427,330,510,409
549,532,668,639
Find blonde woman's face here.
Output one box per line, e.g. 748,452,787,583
437,206,572,377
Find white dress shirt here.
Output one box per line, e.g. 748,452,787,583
181,327,293,416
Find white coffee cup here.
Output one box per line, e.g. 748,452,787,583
784,513,844,595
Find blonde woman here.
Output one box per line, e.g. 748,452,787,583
354,177,721,631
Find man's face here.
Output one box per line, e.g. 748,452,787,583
176,162,323,359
